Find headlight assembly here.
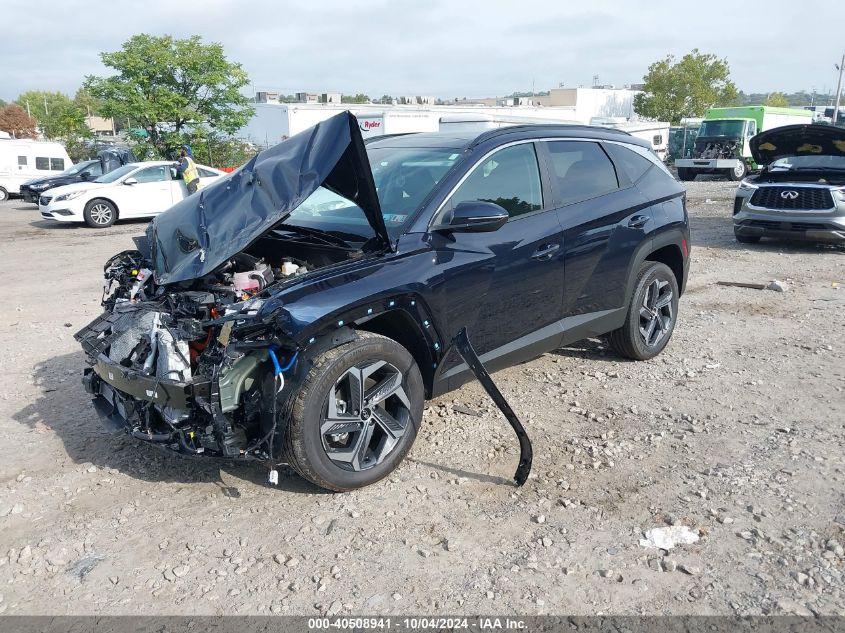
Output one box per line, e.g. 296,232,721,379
54,190,87,202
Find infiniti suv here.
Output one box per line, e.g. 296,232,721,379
76,112,690,491
734,124,845,244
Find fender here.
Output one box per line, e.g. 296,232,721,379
622,226,688,306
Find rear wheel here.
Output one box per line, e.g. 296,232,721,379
0,187,8,202
83,199,116,228
283,332,424,491
608,261,679,361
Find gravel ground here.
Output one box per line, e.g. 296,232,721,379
0,179,843,616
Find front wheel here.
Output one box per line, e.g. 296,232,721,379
727,161,747,181
0,187,8,202
283,332,424,491
607,261,679,361
83,199,117,228
676,167,695,182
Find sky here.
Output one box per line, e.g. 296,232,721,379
2,0,844,103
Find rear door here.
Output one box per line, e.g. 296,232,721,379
433,141,566,376
541,140,651,337
119,165,175,217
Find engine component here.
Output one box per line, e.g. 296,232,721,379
218,350,266,413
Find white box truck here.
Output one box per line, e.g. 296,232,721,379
0,139,73,201
675,106,813,181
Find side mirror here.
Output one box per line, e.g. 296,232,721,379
80,171,91,180
437,200,509,233
123,177,138,186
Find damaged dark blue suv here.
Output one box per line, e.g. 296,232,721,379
76,112,690,491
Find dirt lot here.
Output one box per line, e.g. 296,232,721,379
0,180,843,616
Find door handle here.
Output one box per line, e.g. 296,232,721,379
531,243,561,261
627,214,649,229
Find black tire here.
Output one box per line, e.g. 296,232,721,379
607,261,679,361
734,232,761,244
727,161,747,181
83,199,117,228
0,187,8,202
677,167,695,182
283,332,424,491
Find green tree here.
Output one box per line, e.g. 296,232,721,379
378,95,394,104
16,90,90,140
341,93,370,104
84,34,254,157
764,92,790,107
633,49,738,124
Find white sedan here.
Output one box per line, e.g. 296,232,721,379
38,161,224,228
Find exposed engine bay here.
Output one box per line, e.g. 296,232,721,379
76,242,325,460
693,137,741,160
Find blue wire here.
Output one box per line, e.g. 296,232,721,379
268,347,298,375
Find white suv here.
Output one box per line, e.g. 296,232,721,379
38,160,223,228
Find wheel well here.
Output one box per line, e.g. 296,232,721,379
356,310,435,397
646,244,684,294
87,197,119,218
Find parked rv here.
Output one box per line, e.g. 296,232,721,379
675,106,813,181
0,139,73,201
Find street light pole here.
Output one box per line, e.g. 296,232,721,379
834,53,845,126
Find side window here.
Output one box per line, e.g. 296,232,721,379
50,158,64,171
604,143,653,184
545,141,618,206
17,156,27,167
198,167,217,178
133,166,169,183
87,161,103,176
35,157,50,170
447,143,543,219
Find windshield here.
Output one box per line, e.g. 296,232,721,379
283,146,462,242
699,120,746,139
94,163,138,183
771,155,845,170
62,160,97,176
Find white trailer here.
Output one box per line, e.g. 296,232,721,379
0,139,73,201
590,117,671,160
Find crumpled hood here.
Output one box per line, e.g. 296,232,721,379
146,111,388,286
751,124,845,165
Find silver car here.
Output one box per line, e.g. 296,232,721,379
733,124,845,244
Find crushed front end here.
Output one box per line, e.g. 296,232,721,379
75,248,303,459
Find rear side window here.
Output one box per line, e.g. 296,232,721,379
35,157,50,170
198,167,217,178
545,141,618,206
604,143,654,184
447,143,543,219
50,158,64,171
17,156,27,166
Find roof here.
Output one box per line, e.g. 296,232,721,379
366,124,650,152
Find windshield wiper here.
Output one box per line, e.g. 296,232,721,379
275,224,357,249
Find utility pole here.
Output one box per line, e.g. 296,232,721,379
834,53,845,127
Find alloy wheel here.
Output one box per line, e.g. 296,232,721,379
638,278,673,347
90,203,113,225
321,360,411,471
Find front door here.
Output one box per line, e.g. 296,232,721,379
119,165,174,217
432,141,566,380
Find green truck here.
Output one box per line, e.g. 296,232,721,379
675,106,813,181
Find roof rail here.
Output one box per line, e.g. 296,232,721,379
468,123,633,148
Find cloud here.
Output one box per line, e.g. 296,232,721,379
1,0,843,101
